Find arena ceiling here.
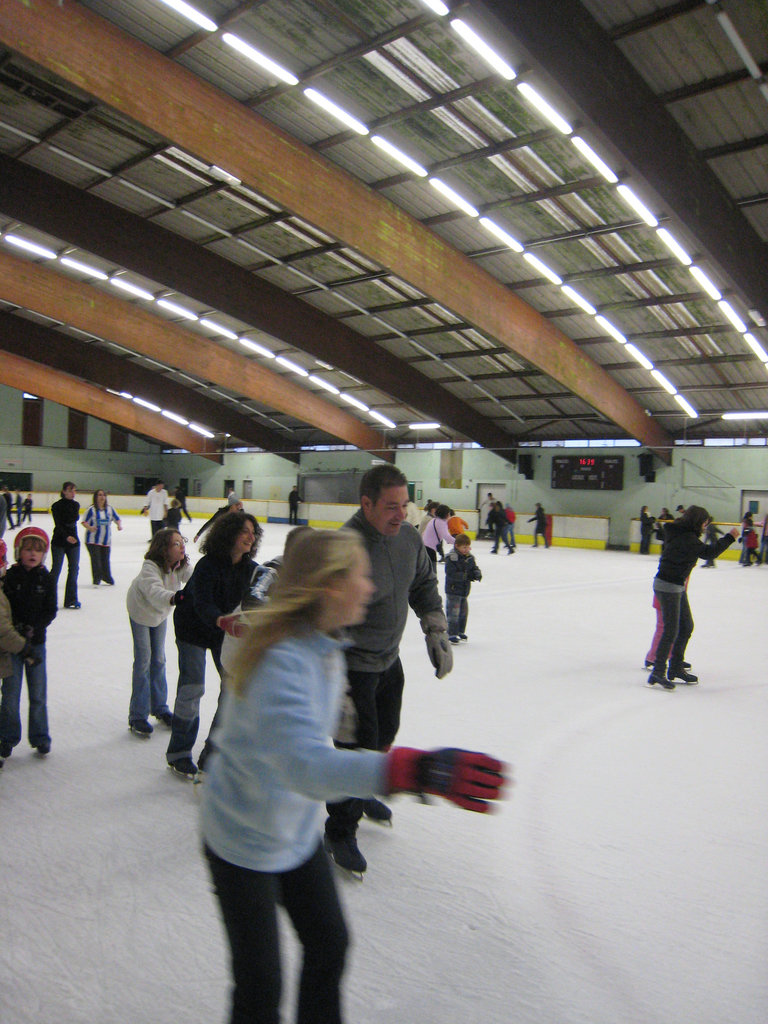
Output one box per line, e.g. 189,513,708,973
0,0,767,463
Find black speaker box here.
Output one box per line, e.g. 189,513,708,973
638,453,654,476
518,453,534,479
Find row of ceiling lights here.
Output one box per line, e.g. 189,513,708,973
149,0,768,421
0,231,444,439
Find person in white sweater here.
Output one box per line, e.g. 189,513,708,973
126,529,192,737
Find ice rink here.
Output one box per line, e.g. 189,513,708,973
1,512,766,1024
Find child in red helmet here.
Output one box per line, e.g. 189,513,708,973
0,527,57,761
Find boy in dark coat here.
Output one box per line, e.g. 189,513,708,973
0,527,57,758
444,534,482,643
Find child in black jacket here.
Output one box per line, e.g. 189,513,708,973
444,534,482,644
0,527,57,758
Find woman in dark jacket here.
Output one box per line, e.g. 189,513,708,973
639,506,655,555
166,511,262,778
647,506,738,690
50,481,81,609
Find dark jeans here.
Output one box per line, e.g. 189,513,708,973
150,519,165,536
652,586,693,673
86,543,113,584
50,543,80,606
325,659,405,840
205,841,348,1024
288,506,299,524
166,641,224,764
0,645,49,748
445,594,468,636
639,532,652,555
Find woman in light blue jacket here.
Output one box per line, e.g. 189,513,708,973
201,529,505,1024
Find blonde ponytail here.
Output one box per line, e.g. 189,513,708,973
229,529,364,697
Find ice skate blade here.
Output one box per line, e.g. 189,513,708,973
645,680,675,691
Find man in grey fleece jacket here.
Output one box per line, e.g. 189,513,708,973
324,465,452,875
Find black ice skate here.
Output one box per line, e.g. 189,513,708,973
167,757,199,780
129,719,153,738
363,797,393,826
324,833,367,879
646,671,676,691
667,666,698,685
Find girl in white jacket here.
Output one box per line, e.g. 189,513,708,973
126,529,191,737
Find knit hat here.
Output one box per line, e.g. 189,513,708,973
227,493,241,506
0,539,6,568
14,526,50,561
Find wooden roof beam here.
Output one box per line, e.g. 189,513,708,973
0,249,389,457
0,351,221,461
0,311,301,463
0,0,672,457
0,154,513,454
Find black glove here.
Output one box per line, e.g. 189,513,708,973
388,747,506,812
20,642,42,667
472,568,482,582
170,590,185,606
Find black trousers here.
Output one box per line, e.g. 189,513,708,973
50,543,80,606
205,841,348,1024
86,543,113,584
325,659,405,839
652,587,693,673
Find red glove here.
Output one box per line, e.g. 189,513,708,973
387,747,506,813
218,613,245,638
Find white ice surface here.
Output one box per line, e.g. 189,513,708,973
1,515,766,1024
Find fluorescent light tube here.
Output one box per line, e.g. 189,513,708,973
156,298,198,320
744,333,768,362
674,394,698,418
276,356,309,376
429,178,479,217
595,315,627,344
3,234,56,259
651,369,677,395
561,284,597,315
419,0,449,14
133,397,161,412
479,217,524,252
716,12,763,79
625,344,654,370
222,34,298,85
570,137,618,183
369,410,397,428
523,252,562,285
718,300,747,333
199,318,238,340
656,228,692,265
109,277,155,301
239,338,275,358
689,265,722,301
616,184,658,226
516,83,572,134
303,89,369,134
341,393,370,412
308,374,340,395
450,20,516,80
370,136,428,176
722,410,768,420
59,257,108,280
189,423,216,437
155,0,217,31
409,422,440,430
162,410,189,425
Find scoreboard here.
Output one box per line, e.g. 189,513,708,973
551,455,624,490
